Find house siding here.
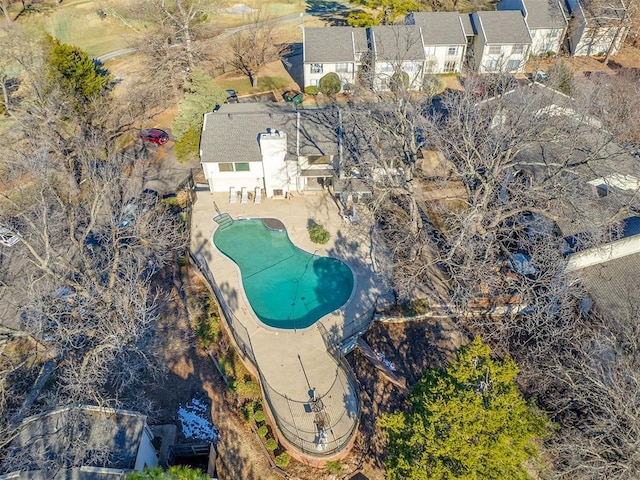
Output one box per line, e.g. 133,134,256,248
202,162,264,194
303,62,358,90
566,0,627,56
471,12,531,72
475,43,530,72
373,60,425,90
424,45,466,74
530,27,565,55
134,426,159,471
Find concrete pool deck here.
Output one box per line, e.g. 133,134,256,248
189,188,392,457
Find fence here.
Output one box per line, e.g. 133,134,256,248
189,251,257,367
321,296,379,356
189,250,361,458
257,354,360,457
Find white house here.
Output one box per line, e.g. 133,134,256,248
302,26,368,91
405,12,468,74
370,25,427,90
471,11,533,73
200,103,342,199
498,0,568,56
565,0,629,56
1,405,158,479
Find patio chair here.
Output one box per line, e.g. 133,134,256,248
229,187,238,204
254,187,262,204
240,187,248,204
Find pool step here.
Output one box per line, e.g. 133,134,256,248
213,213,233,229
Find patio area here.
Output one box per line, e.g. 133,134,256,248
189,187,392,459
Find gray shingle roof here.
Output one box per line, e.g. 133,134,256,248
459,13,475,36
353,27,369,54
4,406,147,475
474,10,532,44
371,25,426,61
498,0,567,29
297,109,341,156
304,27,366,63
201,103,340,164
407,12,467,45
580,252,640,322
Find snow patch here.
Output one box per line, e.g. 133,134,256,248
177,398,219,443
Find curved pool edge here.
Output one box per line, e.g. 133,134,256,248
212,217,356,332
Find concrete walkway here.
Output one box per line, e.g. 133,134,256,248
190,188,391,457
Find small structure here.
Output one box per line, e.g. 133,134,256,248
370,25,427,91
497,0,568,56
200,103,342,198
302,27,368,92
470,10,533,73
564,0,629,56
405,12,468,74
0,405,158,479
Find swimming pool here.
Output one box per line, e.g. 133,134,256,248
213,218,354,330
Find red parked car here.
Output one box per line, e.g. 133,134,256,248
138,128,169,145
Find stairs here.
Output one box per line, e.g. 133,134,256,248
213,213,233,229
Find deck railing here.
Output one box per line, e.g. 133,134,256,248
189,251,361,457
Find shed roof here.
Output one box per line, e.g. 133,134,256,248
474,10,532,44
304,27,367,63
407,12,467,45
2,406,147,477
371,25,426,61
200,103,340,164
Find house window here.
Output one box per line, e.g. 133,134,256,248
219,162,251,172
311,79,318,86
444,60,457,73
308,155,331,165
507,59,521,71
425,45,436,56
405,62,418,72
336,63,349,72
488,45,501,55
486,59,499,71
447,46,458,56
311,63,323,73
511,44,524,54
380,62,393,73
273,189,284,197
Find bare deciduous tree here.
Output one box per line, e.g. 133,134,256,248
0,30,187,475
224,13,290,88
340,79,640,479
114,0,216,99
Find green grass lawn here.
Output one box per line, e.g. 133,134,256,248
12,0,308,57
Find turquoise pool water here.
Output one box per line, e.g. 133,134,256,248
213,219,354,330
